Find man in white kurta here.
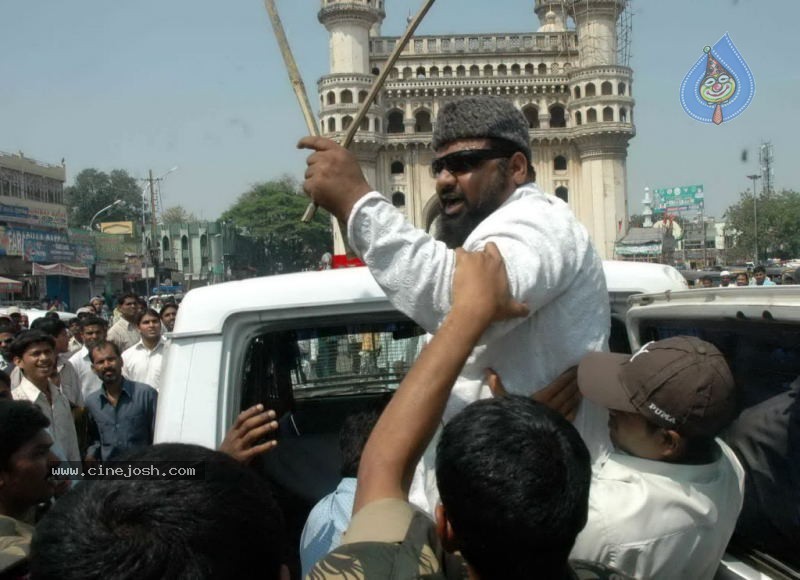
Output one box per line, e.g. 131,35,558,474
301,96,611,510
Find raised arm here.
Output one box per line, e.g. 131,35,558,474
352,243,529,513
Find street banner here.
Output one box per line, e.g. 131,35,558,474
652,185,704,214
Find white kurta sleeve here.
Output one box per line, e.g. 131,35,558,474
347,188,590,339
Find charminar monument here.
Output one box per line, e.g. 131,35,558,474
317,0,634,259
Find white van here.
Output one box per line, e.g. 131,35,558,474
156,264,799,579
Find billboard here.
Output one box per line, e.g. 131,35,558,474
652,185,704,214
99,221,135,235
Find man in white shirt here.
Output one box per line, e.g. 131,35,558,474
69,316,108,400
106,293,141,353
9,331,80,463
300,96,611,510
571,336,745,580
122,309,165,391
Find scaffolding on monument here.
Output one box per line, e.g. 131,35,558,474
568,0,633,67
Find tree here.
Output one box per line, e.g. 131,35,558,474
161,205,197,224
724,189,800,262
65,169,142,228
221,176,332,275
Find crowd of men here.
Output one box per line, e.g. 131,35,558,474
0,96,796,579
0,295,177,473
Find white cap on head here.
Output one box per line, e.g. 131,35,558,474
720,270,731,277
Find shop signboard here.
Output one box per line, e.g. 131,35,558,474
0,226,68,256
24,240,95,266
0,199,68,228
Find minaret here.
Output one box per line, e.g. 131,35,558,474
534,0,568,31
565,0,635,258
318,0,385,261
642,187,653,227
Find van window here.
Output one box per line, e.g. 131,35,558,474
240,317,425,417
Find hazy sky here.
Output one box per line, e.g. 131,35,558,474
1,0,796,221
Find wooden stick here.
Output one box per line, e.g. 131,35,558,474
264,0,438,222
264,0,320,138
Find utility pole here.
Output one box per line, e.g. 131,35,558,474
148,169,160,291
746,174,761,264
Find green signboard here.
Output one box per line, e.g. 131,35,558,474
652,185,704,214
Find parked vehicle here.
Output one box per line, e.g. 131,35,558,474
155,264,800,578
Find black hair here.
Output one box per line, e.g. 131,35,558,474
80,316,108,331
134,308,162,327
753,265,766,274
30,443,284,580
339,408,382,478
117,292,139,307
700,276,712,283
7,331,55,361
436,396,591,580
30,317,67,338
0,400,50,471
43,311,60,321
88,340,121,364
0,320,16,335
160,302,179,316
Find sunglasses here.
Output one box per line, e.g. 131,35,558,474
431,148,516,177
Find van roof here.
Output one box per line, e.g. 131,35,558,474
174,260,687,336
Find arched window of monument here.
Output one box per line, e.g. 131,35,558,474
390,161,405,175
498,64,508,76
549,104,566,128
537,63,547,75
360,117,369,131
327,117,336,132
601,81,613,96
574,86,581,99
554,156,567,171
358,90,368,103
327,92,336,105
416,66,426,79
470,65,480,77
456,65,466,78
430,66,440,78
341,89,353,104
483,64,493,77
575,111,582,125
618,82,627,96
525,63,534,76
342,115,354,131
415,110,433,133
603,106,614,122
443,66,453,78
620,107,628,123
522,105,540,129
387,110,404,133
585,82,596,97
511,64,521,76
587,108,597,123
403,67,412,80
555,186,569,203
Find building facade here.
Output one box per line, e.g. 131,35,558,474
0,151,94,306
317,0,634,258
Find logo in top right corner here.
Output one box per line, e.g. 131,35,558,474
679,33,755,125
